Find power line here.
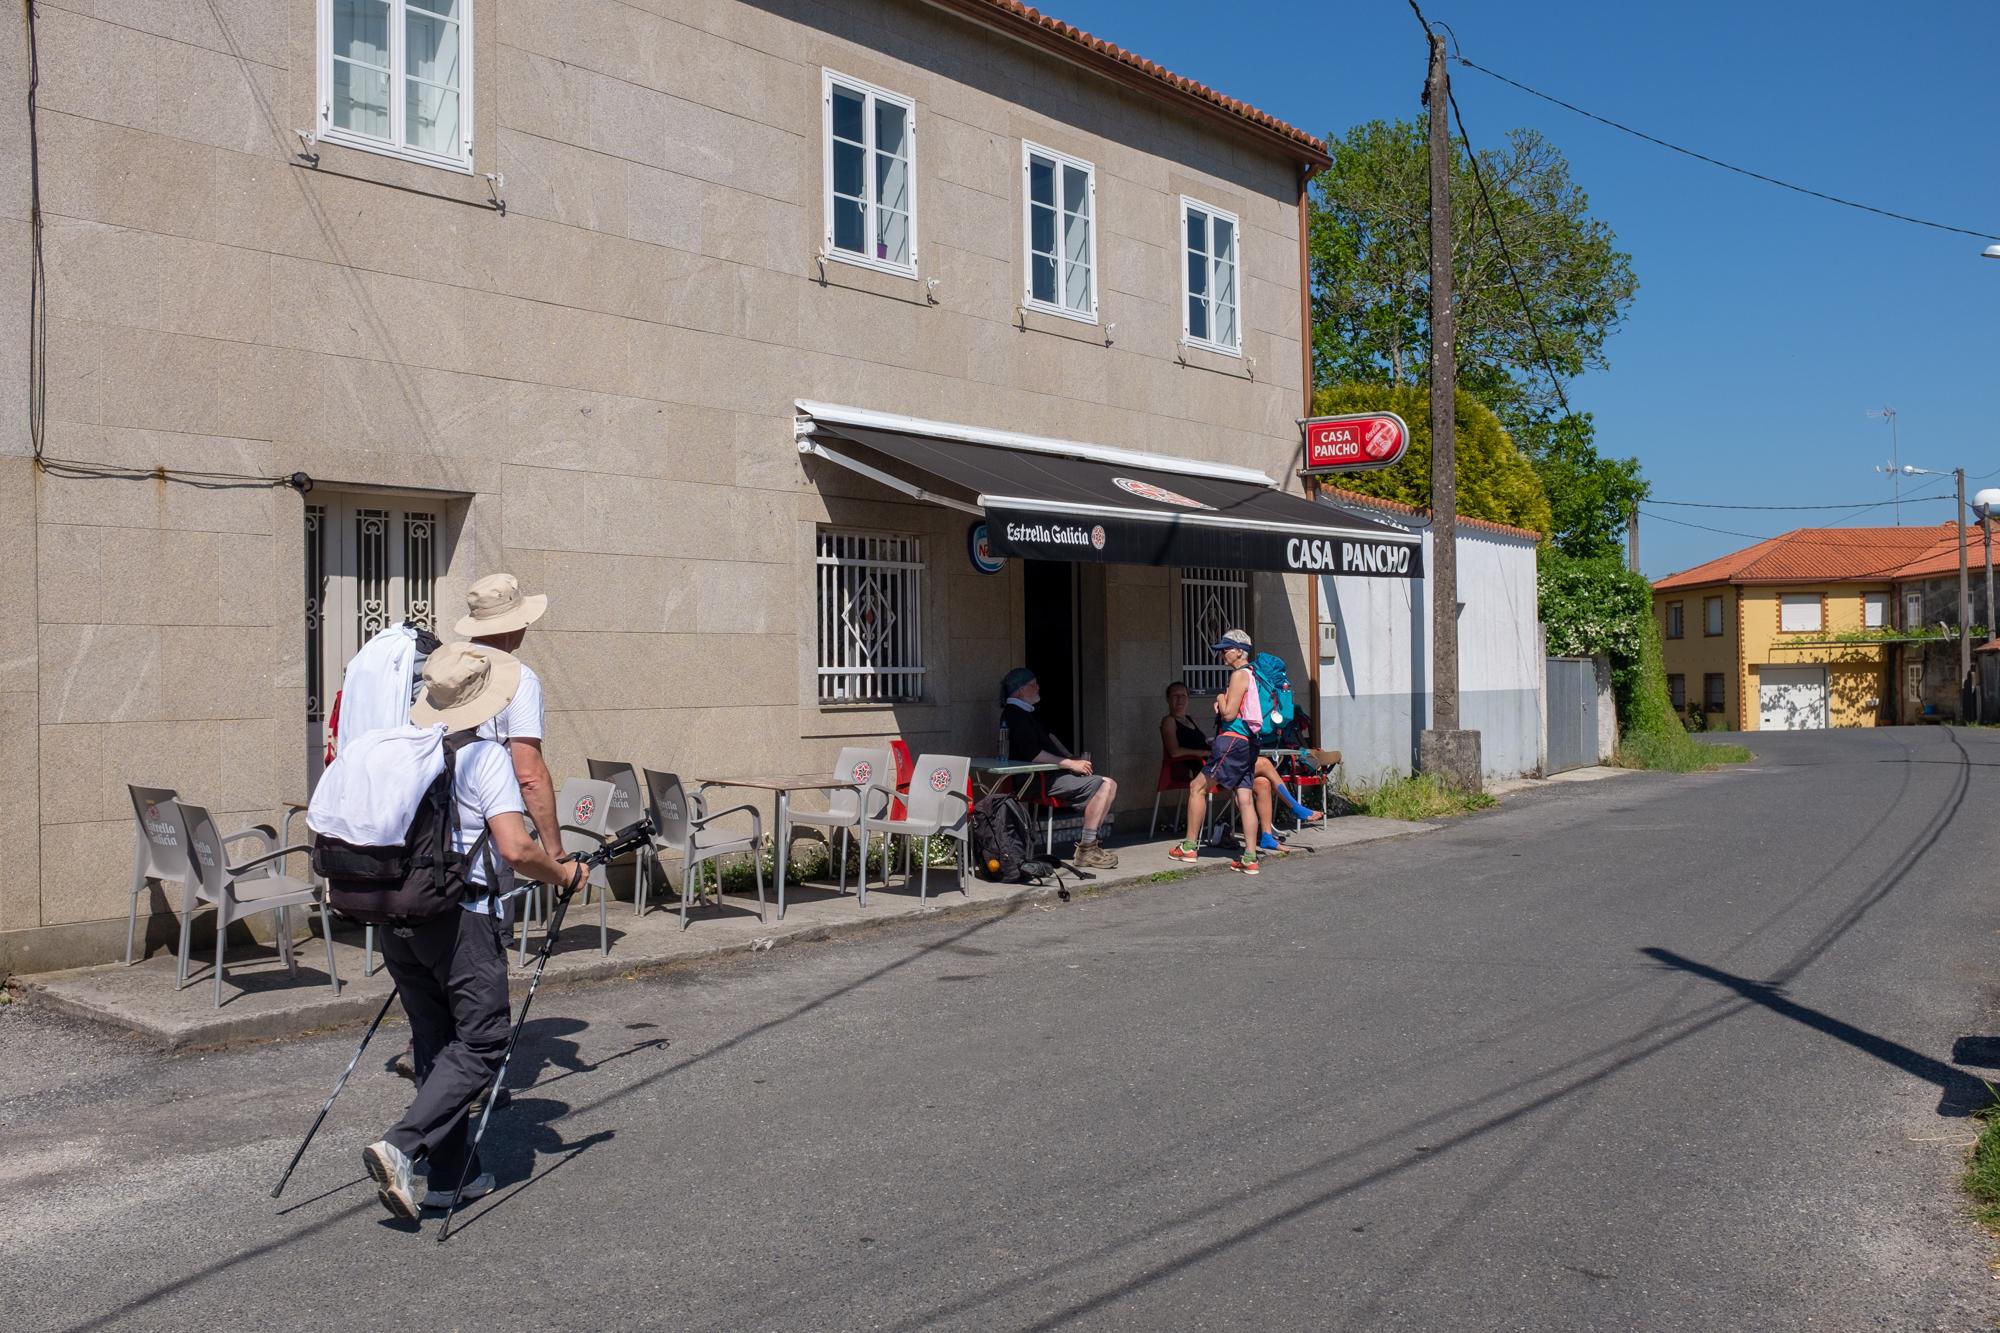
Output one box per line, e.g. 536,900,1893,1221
1456,56,2000,242
1648,496,1951,511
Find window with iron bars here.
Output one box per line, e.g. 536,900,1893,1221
1180,566,1250,695
817,530,925,703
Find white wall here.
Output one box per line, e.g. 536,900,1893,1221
1316,507,1543,786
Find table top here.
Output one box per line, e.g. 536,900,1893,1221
694,775,862,793
969,758,1063,776
1261,747,1308,758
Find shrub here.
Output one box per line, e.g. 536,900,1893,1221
1313,383,1553,536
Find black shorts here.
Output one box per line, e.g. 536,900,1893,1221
1202,732,1259,790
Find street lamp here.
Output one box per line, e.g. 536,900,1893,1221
1897,463,1973,713
1983,244,2000,259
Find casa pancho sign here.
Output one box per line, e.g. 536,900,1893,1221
1302,411,1410,474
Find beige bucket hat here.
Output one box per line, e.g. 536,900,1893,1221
410,642,523,732
454,572,549,638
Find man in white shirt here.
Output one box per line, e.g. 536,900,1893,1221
362,642,584,1223
457,572,560,854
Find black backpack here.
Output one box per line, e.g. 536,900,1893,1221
312,731,493,926
972,791,1037,883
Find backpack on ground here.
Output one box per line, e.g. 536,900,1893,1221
1250,652,1294,736
972,791,1037,884
312,731,492,925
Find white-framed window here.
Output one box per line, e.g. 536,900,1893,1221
1779,593,1822,633
317,0,473,172
1904,591,1923,630
1703,595,1724,636
1023,142,1097,322
816,531,925,704
1864,592,1890,629
1181,197,1240,353
821,71,917,276
1180,566,1249,695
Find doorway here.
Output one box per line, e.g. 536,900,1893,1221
305,495,446,782
1022,559,1082,749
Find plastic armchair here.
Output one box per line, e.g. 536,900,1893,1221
779,747,893,898
125,784,277,970
550,778,617,958
173,801,338,1007
641,770,765,929
586,759,652,915
858,754,971,905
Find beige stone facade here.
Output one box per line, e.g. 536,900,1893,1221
0,0,1323,974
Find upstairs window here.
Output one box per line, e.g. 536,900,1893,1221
1779,594,1822,633
1665,602,1684,639
1704,595,1724,636
318,0,473,172
1864,592,1890,629
1023,143,1097,321
1181,198,1241,353
822,72,917,276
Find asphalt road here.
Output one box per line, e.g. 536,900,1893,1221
5,727,2000,1331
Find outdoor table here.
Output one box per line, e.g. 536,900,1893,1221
1258,747,1309,811
694,775,866,921
967,757,1062,801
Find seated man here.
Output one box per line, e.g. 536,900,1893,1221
999,667,1118,869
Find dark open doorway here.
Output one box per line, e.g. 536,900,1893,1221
1022,559,1083,750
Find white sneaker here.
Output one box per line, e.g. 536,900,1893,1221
421,1172,496,1210
363,1139,419,1221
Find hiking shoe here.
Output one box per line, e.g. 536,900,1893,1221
390,1045,417,1082
1167,843,1200,863
421,1172,496,1210
363,1139,420,1222
1229,857,1261,876
1075,841,1120,869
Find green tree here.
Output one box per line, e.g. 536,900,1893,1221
1314,382,1552,537
1513,411,1648,559
1310,119,1638,422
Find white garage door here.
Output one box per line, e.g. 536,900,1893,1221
1759,666,1828,730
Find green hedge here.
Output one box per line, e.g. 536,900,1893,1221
1314,383,1553,537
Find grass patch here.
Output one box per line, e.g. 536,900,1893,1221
1613,730,1752,773
1138,869,1193,885
1340,773,1496,821
1963,1089,2000,1232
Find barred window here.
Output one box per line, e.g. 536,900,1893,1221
817,531,925,704
1180,566,1249,695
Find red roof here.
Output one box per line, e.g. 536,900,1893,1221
926,1,1330,167
1318,484,1543,542
1652,522,1963,590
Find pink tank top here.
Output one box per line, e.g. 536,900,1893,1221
1226,666,1262,737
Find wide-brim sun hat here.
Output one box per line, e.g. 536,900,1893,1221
411,642,523,732
454,572,549,638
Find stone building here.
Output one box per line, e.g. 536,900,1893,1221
0,0,1433,974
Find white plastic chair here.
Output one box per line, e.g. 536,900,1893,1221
779,747,893,897
555,778,617,957
586,758,652,914
858,754,971,905
125,784,279,970
641,770,765,928
174,801,339,1007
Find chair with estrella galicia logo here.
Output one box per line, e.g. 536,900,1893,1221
857,754,971,905
778,748,894,901
124,783,278,974
173,800,338,1006
586,758,653,915
532,777,617,959
641,769,765,929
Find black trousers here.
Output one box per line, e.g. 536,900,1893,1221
379,909,511,1182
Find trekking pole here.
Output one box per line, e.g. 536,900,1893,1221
270,991,398,1199
436,816,655,1242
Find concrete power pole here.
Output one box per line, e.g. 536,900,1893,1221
1627,509,1639,572
1958,466,1972,714
1417,31,1481,790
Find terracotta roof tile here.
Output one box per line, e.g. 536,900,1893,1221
935,1,1329,165
1317,484,1542,541
1652,523,1961,589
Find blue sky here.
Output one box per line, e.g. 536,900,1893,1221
1045,0,2000,577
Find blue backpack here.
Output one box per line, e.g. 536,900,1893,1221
1250,652,1294,736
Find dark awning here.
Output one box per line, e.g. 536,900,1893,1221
798,411,1423,579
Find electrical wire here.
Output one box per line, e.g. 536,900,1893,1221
1648,495,1951,511
1455,56,2000,242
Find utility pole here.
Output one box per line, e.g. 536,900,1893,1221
1627,508,1639,572
1416,30,1480,790
1959,466,1972,711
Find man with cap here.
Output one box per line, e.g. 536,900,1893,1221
999,666,1119,868
1169,629,1264,874
363,642,586,1221
457,573,560,858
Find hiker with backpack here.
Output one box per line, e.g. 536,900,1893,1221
1168,629,1265,874
309,641,584,1222
1160,677,1322,857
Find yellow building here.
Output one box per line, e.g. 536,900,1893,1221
1653,526,1955,731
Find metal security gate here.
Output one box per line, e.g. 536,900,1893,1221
305,496,442,782
1546,656,1599,775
